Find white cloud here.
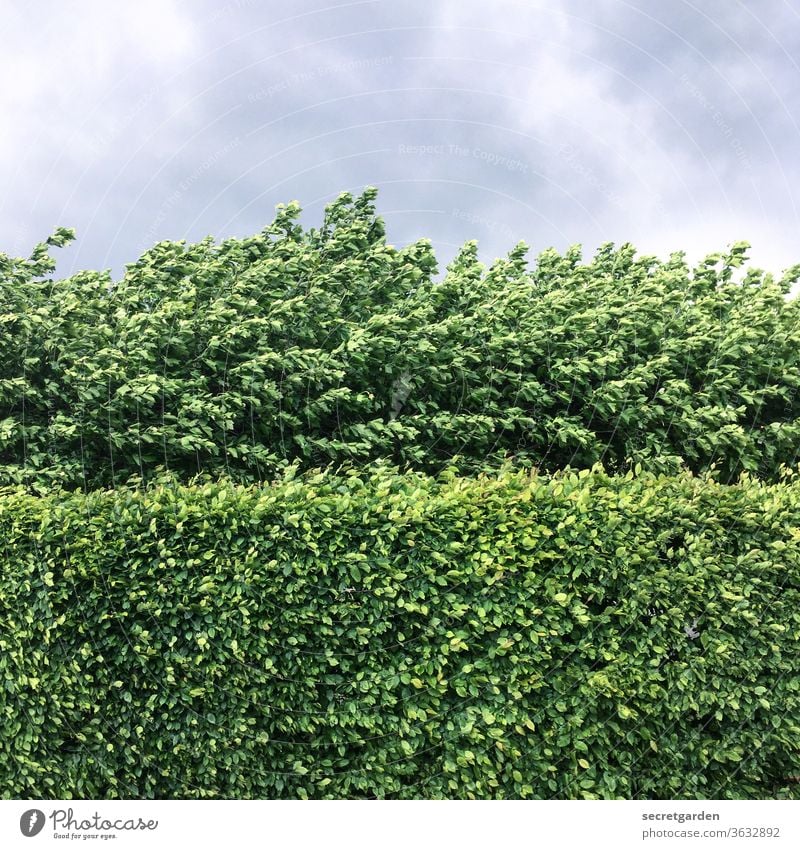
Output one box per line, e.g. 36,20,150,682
1,0,798,277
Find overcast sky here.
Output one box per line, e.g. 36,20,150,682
2,0,799,279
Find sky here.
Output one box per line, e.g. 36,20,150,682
2,0,799,280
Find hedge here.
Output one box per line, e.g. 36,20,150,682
2,188,800,490
1,464,798,799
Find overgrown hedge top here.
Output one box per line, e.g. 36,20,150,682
2,187,800,490
1,464,798,798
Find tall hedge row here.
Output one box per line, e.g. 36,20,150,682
1,465,798,799
2,188,800,490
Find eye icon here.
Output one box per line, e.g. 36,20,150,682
20,809,45,837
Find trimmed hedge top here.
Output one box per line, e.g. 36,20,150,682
2,188,800,490
1,465,798,798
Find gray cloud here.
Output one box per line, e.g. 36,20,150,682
1,0,798,279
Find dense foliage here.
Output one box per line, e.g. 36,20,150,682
1,465,798,799
3,190,799,801
2,188,800,491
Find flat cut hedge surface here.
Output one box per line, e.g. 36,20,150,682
1,465,798,799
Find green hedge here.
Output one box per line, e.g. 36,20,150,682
1,465,798,799
3,188,800,490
